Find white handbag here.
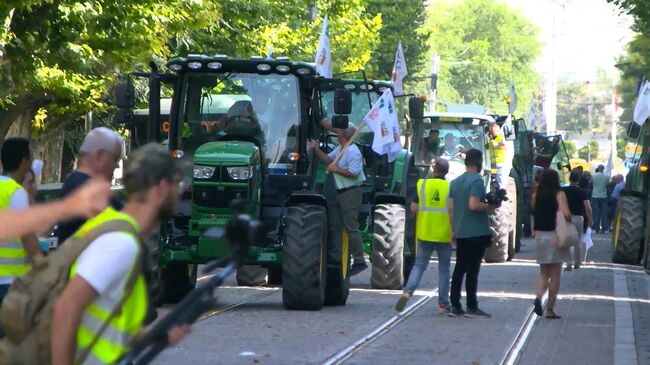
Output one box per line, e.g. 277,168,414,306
556,211,579,248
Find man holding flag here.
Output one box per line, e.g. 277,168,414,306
309,126,368,275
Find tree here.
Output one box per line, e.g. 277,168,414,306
556,70,614,133
564,140,577,159
608,0,650,34
420,0,541,114
364,0,428,80
0,1,219,181
578,140,599,161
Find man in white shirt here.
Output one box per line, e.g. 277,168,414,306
52,143,191,364
309,125,368,275
0,138,41,305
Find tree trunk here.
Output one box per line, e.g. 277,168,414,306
0,94,43,141
40,129,64,183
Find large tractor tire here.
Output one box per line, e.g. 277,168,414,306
324,229,351,306
236,265,267,286
371,204,406,290
485,177,516,263
612,192,645,264
282,204,327,310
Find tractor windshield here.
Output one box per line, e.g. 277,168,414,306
413,120,488,180
178,73,301,167
321,90,378,146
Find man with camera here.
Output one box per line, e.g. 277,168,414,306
448,148,500,318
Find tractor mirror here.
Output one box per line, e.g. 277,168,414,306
114,82,135,109
627,121,641,139
115,108,133,124
409,96,424,120
331,115,349,130
502,117,516,141
334,89,352,115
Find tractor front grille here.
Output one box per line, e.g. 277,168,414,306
193,186,248,209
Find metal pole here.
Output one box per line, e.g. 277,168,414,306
84,112,93,133
429,53,440,112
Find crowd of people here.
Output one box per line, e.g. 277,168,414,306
0,129,191,364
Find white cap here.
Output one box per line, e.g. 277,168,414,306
80,127,125,158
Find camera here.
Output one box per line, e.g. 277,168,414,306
484,188,508,205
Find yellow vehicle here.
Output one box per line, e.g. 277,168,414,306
569,158,590,172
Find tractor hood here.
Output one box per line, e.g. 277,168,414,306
193,141,259,165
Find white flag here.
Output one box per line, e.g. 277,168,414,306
509,80,517,115
391,41,408,96
528,102,537,130
267,43,273,59
634,81,650,126
362,89,402,162
605,152,613,178
314,15,332,78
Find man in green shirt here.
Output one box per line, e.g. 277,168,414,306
448,148,500,318
591,164,609,233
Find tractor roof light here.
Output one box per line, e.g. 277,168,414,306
257,63,272,72
276,65,290,73
288,152,300,162
187,61,203,70
344,83,356,90
296,67,312,75
359,83,373,90
640,164,648,173
168,63,183,72
207,61,222,70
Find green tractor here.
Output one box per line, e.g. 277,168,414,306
612,121,649,267
408,112,518,262
115,55,411,310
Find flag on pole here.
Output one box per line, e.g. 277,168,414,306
362,89,402,161
508,80,517,115
391,41,408,96
633,81,650,126
528,102,537,131
314,15,332,78
605,152,613,178
267,43,274,59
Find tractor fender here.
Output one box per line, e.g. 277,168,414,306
374,193,406,207
287,192,328,208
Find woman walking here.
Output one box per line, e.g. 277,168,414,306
532,169,571,319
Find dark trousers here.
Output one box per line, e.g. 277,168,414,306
450,236,490,309
591,197,608,232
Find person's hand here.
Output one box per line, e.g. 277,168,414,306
487,203,501,212
320,119,332,130
327,163,339,174
63,179,112,218
168,324,192,346
451,233,457,248
308,139,319,150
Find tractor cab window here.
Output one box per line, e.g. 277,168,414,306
179,73,301,173
320,90,377,147
413,120,487,181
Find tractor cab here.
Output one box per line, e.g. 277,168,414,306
411,112,492,181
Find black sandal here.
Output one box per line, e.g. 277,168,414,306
545,311,561,319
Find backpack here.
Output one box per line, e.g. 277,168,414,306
0,220,140,364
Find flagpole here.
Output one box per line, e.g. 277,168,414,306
331,121,367,165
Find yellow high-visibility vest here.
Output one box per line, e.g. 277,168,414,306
0,178,30,279
70,207,148,365
416,178,451,243
490,132,507,165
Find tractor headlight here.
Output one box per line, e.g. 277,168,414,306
227,166,254,180
193,165,216,179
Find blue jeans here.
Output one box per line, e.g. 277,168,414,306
591,197,608,232
403,240,452,306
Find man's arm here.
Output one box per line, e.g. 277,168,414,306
469,196,498,212
0,180,111,241
447,197,455,244
21,233,41,258
308,139,334,164
52,276,98,365
327,164,358,178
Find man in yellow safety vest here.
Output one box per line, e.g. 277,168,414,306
488,122,509,188
51,143,191,365
0,138,41,306
395,158,453,315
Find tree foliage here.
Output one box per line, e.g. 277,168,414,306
364,0,428,80
608,0,650,34
421,0,541,114
556,70,613,133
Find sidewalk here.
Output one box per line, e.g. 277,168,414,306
517,233,649,365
